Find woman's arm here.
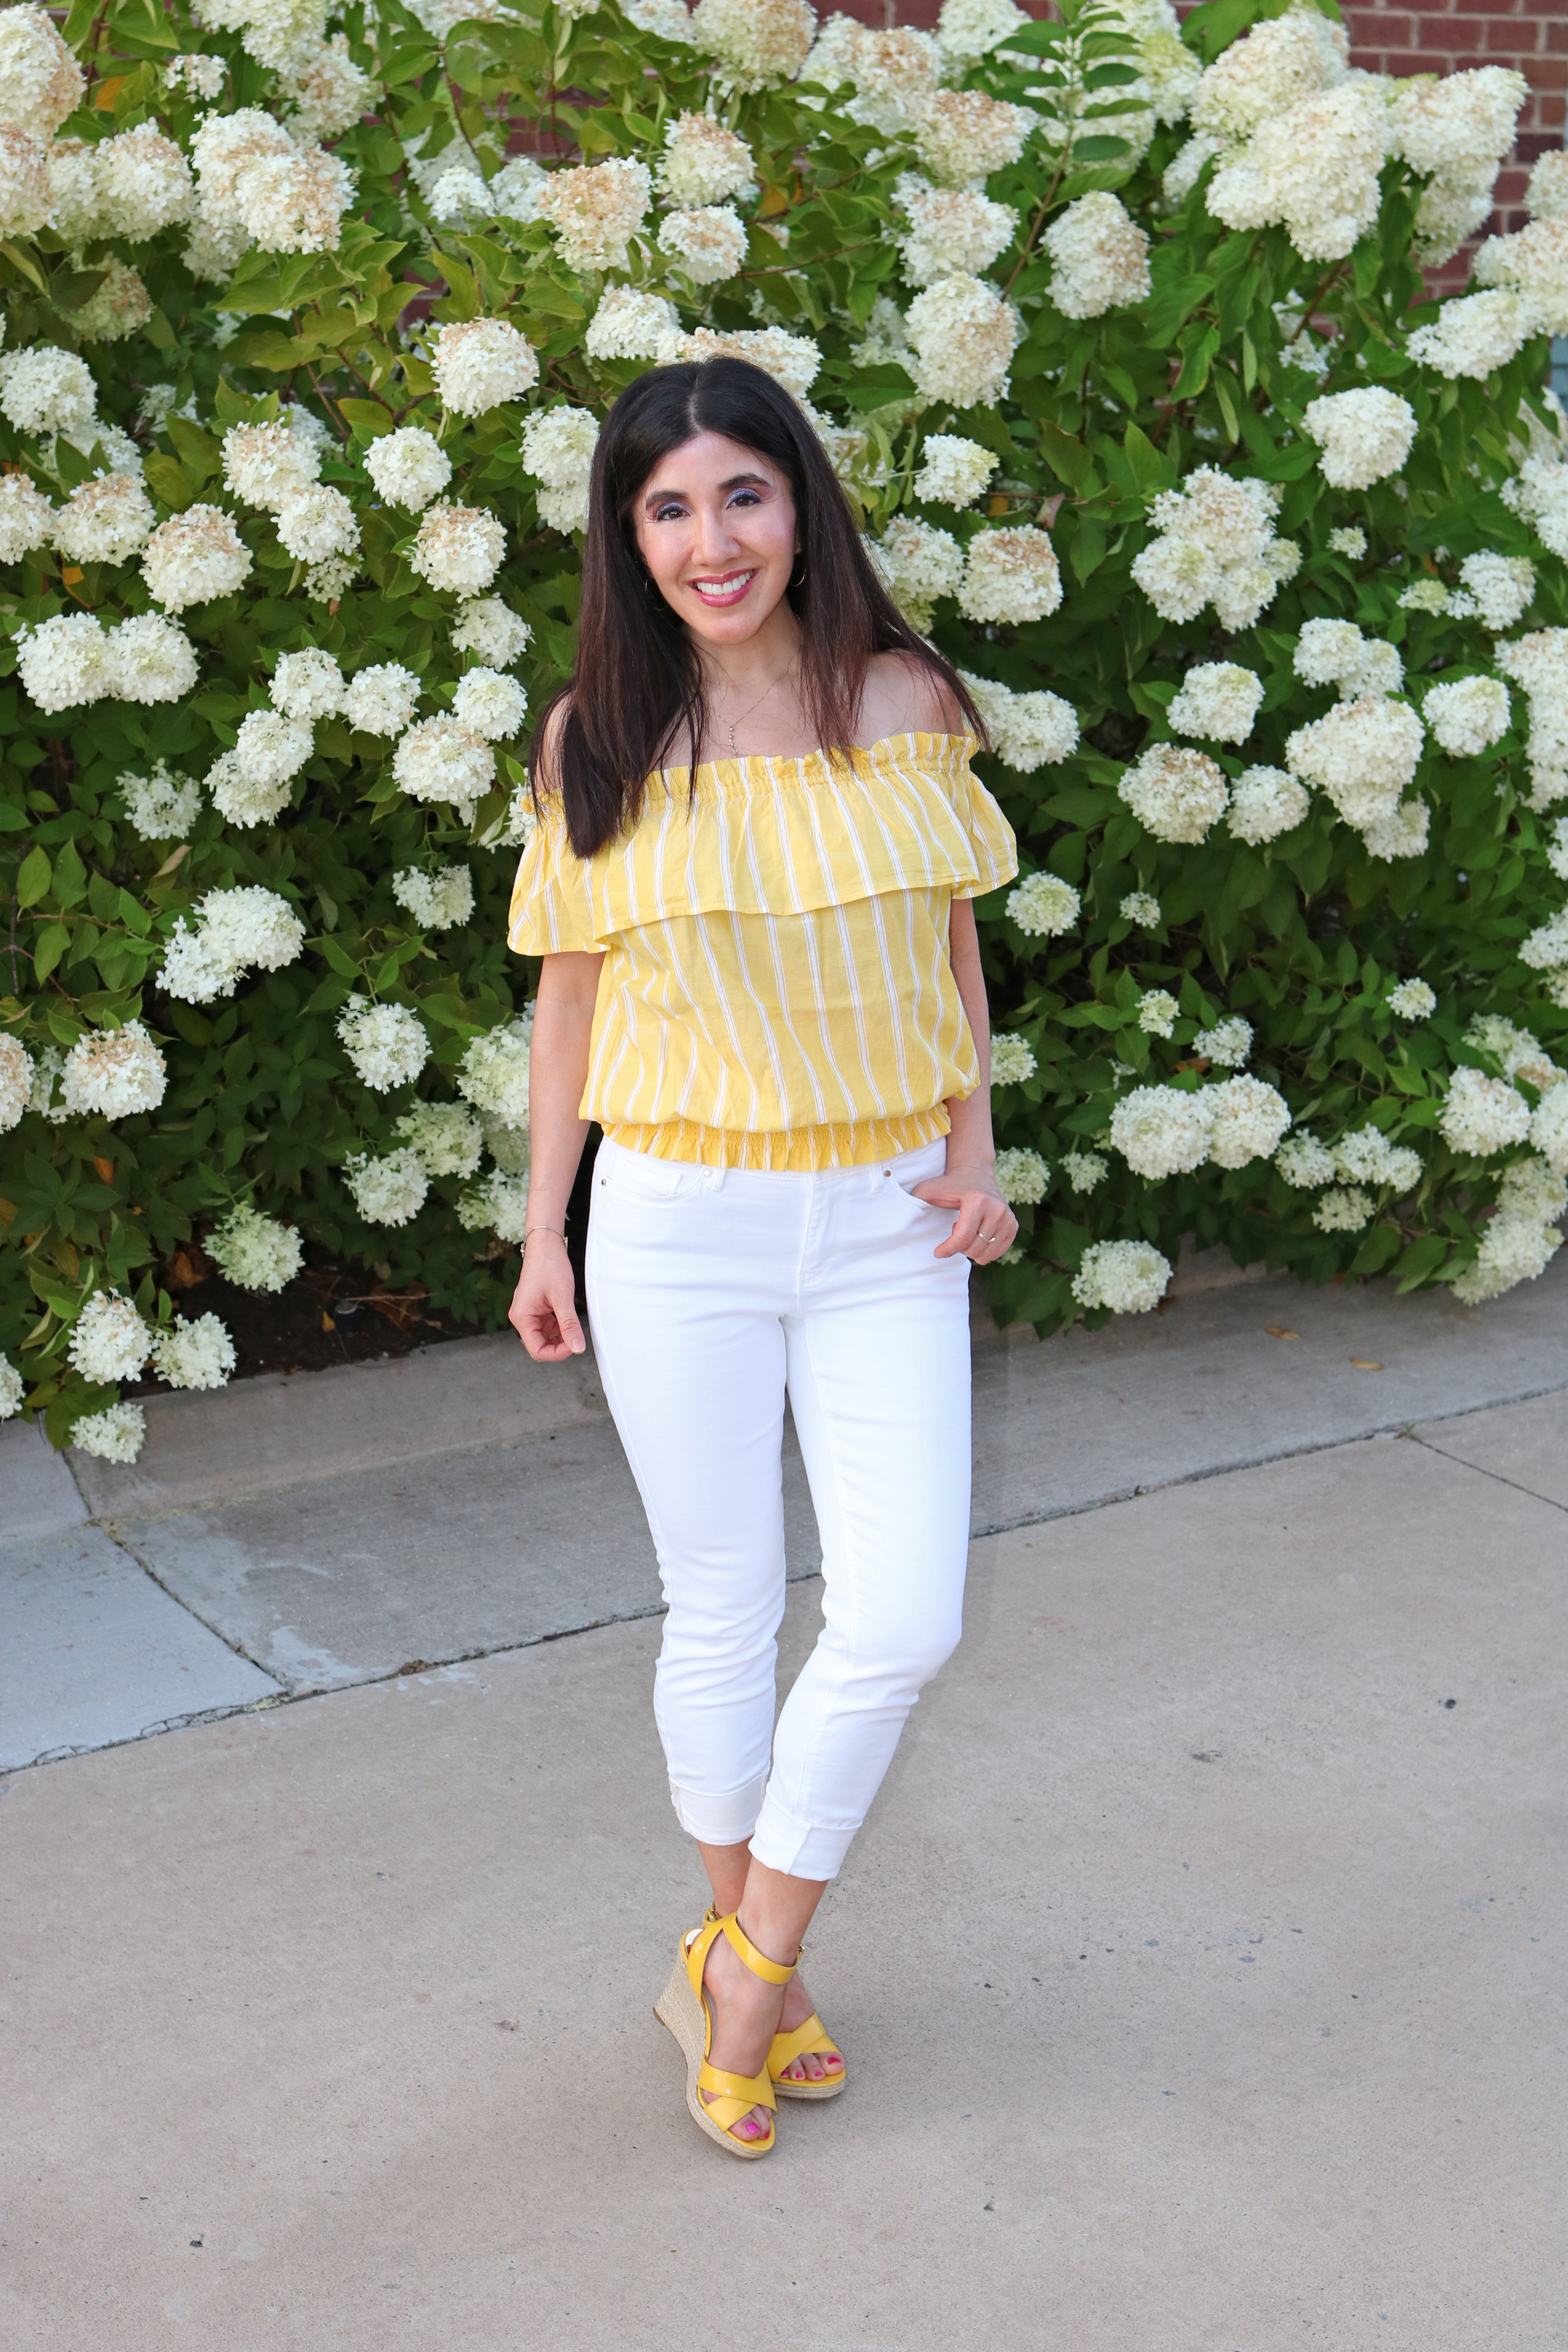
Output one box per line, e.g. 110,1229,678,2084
508,947,604,1360
910,896,1019,1265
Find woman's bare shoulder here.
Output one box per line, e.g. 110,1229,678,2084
862,649,967,742
533,691,573,798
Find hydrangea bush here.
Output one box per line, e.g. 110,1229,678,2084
3,0,1568,1455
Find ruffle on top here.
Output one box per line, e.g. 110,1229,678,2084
507,732,1015,955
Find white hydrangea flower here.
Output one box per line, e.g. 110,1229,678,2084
959,527,1061,626
51,472,154,567
1361,799,1430,862
1275,1132,1336,1187
220,419,319,511
456,1169,531,1241
103,613,199,707
1546,816,1568,884
1167,661,1262,745
1120,891,1161,928
393,716,495,813
990,1033,1037,1086
894,177,1016,287
0,1351,24,1417
337,993,430,1093
1073,1238,1171,1315
16,612,108,712
1042,192,1151,319
426,165,490,225
1462,1013,1563,1092
1120,744,1230,846
0,5,85,139
392,864,475,931
1209,81,1390,265
654,322,822,399
1006,872,1080,938
345,1146,428,1227
1111,1083,1213,1178
92,121,194,241
696,0,813,90
913,89,1036,187
0,470,54,561
960,672,1078,773
1285,696,1425,831
485,784,538,852
60,1020,166,1118
275,483,358,564
73,260,154,344
1332,1125,1423,1192
0,344,96,436
1457,553,1534,632
1388,978,1436,1020
69,1289,152,1383
934,0,1028,63
993,1146,1049,1205
904,274,1019,410
410,501,506,595
657,111,754,207
194,110,355,255
1472,218,1568,340
452,667,528,742
395,1098,485,1177
1302,388,1417,488
1530,1083,1568,1174
345,662,421,736
1451,1192,1564,1304
520,408,599,537
117,760,201,842
430,316,539,417
1204,1075,1290,1169
1132,466,1294,632
914,436,998,510
270,647,343,721
1194,1017,1252,1068
874,516,964,631
70,1401,146,1463
208,1203,303,1290
584,284,679,362
1190,9,1348,144
1408,289,1539,382
141,504,251,612
228,710,313,802
0,1033,34,1133
0,125,53,237
623,0,699,40
457,1015,533,1131
535,156,652,270
276,33,376,140
1061,1150,1107,1193
1313,1186,1374,1233
160,885,306,1003
1424,675,1511,758
1440,1065,1533,1156
658,202,748,286
451,599,532,670
363,425,452,512
1138,988,1178,1038
1495,630,1568,808
1328,526,1367,558
149,1312,236,1391
1520,909,1568,973
1293,618,1403,704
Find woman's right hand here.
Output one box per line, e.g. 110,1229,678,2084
508,1233,586,1361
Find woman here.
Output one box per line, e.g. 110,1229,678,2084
507,357,1018,2159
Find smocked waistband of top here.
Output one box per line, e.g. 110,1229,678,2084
600,1107,950,1172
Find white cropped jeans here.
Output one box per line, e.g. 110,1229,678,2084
586,1134,972,1882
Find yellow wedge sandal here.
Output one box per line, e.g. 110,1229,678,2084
654,1910,797,2159
694,1906,847,2099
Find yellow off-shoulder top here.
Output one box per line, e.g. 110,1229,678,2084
506,730,1018,1171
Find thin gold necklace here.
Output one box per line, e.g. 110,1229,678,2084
717,655,798,759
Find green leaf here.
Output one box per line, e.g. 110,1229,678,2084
16,845,51,907
32,920,71,981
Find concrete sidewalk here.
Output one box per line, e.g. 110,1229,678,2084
5,1250,1568,1768
3,1404,1564,2349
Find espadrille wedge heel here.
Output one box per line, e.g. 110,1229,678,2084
653,1910,798,2159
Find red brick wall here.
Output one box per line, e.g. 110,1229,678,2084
842,0,1568,274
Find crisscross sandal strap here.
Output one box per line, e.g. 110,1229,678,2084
697,2060,777,2136
720,1911,798,1985
768,2013,841,2079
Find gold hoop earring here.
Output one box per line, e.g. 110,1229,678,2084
790,553,807,588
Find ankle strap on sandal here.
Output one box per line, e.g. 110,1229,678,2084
722,1911,798,1985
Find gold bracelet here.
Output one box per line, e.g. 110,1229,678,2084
523,1225,566,1246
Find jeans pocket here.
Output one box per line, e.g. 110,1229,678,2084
596,1145,712,1207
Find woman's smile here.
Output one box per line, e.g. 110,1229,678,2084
688,567,759,605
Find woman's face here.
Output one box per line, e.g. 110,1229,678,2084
632,430,798,647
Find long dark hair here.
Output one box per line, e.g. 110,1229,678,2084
534,357,986,857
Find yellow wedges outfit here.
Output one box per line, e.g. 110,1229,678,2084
509,731,1017,2153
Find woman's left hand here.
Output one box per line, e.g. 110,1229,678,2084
909,1161,1018,1264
